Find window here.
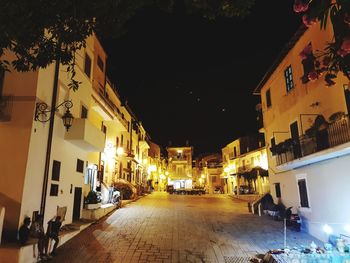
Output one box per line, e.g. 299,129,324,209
101,124,107,134
76,159,84,173
0,68,4,97
50,184,59,196
121,135,124,147
116,136,119,148
52,160,61,181
284,65,294,92
234,147,237,157
298,179,309,208
266,89,272,108
270,137,276,155
212,176,216,183
81,105,88,119
84,53,92,78
97,56,104,72
275,183,281,198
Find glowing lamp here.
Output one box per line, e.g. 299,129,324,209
323,224,333,235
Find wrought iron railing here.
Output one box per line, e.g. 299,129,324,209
274,116,350,165
94,82,128,129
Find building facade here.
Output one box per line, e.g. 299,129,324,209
166,146,193,189
222,134,268,195
254,22,350,240
0,34,150,242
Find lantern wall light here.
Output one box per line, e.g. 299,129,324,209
34,100,74,131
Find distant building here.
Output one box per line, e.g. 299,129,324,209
221,134,268,195
195,153,223,194
166,146,193,189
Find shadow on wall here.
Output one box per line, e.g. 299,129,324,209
0,192,21,242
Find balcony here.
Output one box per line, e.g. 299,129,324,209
139,139,150,150
207,162,222,168
65,118,105,152
0,95,13,122
171,156,189,164
273,116,350,170
207,167,222,175
91,87,128,131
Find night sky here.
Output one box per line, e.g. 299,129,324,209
102,0,301,157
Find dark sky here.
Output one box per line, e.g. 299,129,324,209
102,0,301,157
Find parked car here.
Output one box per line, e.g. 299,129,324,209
234,185,254,195
213,186,222,194
166,185,174,194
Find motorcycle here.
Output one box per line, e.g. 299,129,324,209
284,206,301,231
111,189,122,208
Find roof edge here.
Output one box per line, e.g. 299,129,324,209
252,24,307,95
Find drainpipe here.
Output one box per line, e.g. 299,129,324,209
40,55,61,216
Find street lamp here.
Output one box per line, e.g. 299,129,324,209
34,100,74,131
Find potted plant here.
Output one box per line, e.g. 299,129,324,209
85,190,101,209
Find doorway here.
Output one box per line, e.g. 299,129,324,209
290,121,301,158
72,187,82,221
344,84,350,115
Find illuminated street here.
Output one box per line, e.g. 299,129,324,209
50,192,319,263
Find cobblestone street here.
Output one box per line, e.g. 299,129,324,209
51,192,320,263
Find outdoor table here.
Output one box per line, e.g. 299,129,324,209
265,250,350,263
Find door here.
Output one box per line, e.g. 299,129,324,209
73,187,82,221
344,84,350,115
290,121,301,158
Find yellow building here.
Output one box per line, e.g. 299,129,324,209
222,134,268,195
253,22,350,240
166,146,193,189
147,142,167,191
0,34,106,242
195,154,223,194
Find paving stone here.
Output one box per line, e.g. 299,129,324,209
50,192,321,263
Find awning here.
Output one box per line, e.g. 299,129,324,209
240,166,268,180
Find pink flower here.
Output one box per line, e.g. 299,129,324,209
302,14,317,27
299,51,308,60
308,71,318,81
299,43,313,59
341,37,350,52
337,37,350,57
344,13,350,25
294,0,309,13
337,49,348,57
303,43,313,54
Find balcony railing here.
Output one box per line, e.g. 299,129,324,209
171,156,188,162
207,162,222,168
94,82,128,129
273,116,350,166
0,95,13,122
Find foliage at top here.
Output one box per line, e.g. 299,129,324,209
0,0,254,90
293,0,350,85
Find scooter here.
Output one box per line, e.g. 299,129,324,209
112,189,122,208
284,207,301,231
